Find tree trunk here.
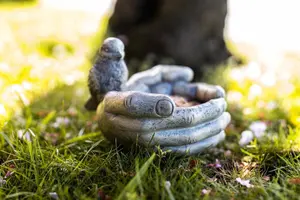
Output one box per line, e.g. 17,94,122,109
108,0,234,77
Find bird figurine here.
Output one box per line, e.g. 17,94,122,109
85,37,128,111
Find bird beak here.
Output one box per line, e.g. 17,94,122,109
116,51,125,59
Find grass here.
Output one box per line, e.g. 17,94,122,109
0,2,300,200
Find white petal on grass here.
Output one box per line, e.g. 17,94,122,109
260,72,276,87
0,176,6,186
230,68,245,82
227,91,243,102
239,130,254,146
201,189,211,195
49,192,59,200
245,62,261,80
224,150,232,157
164,181,175,200
243,108,253,115
0,104,6,116
0,62,10,73
22,81,33,90
249,84,262,98
67,107,78,116
215,159,222,168
165,181,171,189
236,177,254,188
266,101,277,110
17,129,32,142
52,117,70,128
249,121,267,138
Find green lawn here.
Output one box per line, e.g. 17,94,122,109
0,2,300,200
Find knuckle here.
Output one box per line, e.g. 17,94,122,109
103,91,115,101
190,131,199,141
125,94,134,108
185,114,195,125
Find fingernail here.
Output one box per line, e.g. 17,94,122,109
156,99,174,117
125,95,134,108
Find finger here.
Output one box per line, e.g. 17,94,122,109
196,83,225,102
154,65,194,82
145,98,227,130
124,83,151,93
103,91,175,118
161,131,226,155
150,82,173,95
172,81,197,99
173,82,225,102
104,98,227,131
125,67,162,90
125,65,194,90
141,112,230,146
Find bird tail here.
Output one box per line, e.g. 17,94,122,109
84,97,99,111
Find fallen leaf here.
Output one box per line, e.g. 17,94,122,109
97,189,106,200
263,176,270,182
105,195,112,200
189,159,198,169
37,110,50,117
288,177,300,184
97,189,112,200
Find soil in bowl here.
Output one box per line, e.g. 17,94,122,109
170,96,200,107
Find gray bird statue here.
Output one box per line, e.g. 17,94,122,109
85,37,129,111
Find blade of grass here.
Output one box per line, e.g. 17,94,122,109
117,153,156,200
60,132,101,146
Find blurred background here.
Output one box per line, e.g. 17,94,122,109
0,0,299,148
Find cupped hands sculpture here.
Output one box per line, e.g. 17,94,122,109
86,37,231,155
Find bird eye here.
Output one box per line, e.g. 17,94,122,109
101,47,109,52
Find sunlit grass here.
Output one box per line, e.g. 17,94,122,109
204,62,300,153
0,3,109,128
0,2,300,199
0,0,36,10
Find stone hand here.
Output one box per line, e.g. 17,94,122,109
97,65,231,155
